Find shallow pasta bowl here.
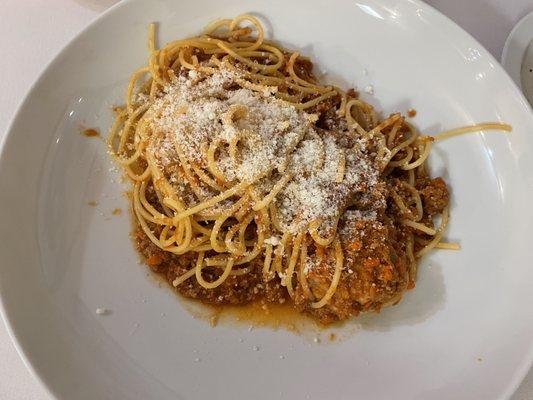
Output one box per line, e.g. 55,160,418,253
1,0,533,399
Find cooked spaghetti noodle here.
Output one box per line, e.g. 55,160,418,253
108,14,510,323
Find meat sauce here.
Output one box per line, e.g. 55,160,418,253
135,175,448,324
133,58,449,325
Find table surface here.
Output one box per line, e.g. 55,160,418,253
1,0,532,399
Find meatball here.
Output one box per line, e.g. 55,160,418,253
418,177,449,215
293,220,410,324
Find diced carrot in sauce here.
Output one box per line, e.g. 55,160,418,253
363,258,380,269
349,240,362,251
146,254,163,266
379,265,394,281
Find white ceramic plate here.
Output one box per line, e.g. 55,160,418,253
502,11,533,106
1,1,533,399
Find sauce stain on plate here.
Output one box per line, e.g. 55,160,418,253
82,128,100,137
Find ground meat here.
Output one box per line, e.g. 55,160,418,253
313,95,343,130
346,88,358,99
316,88,357,130
418,177,449,215
350,182,388,217
114,26,459,331
133,166,437,325
192,47,212,63
136,214,410,325
129,54,449,325
135,230,285,305
284,53,315,83
385,126,412,149
263,279,288,304
293,220,409,324
222,81,241,91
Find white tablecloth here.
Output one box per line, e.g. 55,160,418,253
1,0,532,398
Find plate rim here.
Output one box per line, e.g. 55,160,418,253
0,3,133,400
502,10,533,89
0,1,532,399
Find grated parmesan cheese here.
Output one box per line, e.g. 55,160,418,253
264,236,281,246
145,65,381,234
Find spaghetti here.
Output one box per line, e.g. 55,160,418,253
108,14,510,323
